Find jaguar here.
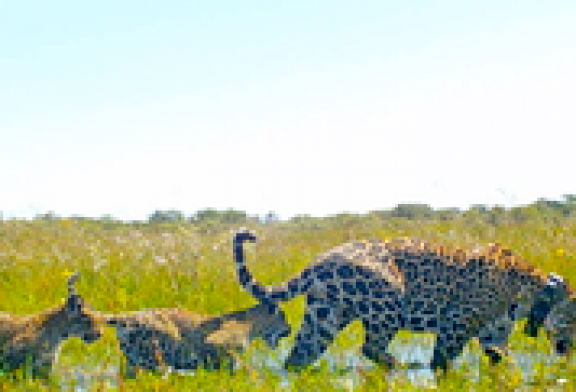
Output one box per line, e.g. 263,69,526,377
102,302,291,377
0,273,102,377
232,229,571,371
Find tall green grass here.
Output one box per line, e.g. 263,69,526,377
0,216,574,390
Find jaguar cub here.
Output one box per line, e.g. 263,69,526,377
102,302,290,377
0,273,102,377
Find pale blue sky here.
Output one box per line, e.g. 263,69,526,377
1,1,575,220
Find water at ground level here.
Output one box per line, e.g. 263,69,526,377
55,334,573,391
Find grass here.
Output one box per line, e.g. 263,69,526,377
0,215,574,390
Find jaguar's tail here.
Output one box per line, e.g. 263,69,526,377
232,228,310,304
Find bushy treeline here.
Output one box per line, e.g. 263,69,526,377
2,194,575,230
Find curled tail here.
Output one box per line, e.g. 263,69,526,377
67,272,80,296
232,228,308,304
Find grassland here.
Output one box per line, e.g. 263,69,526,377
0,212,574,390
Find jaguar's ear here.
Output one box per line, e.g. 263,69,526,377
544,273,570,305
547,273,565,289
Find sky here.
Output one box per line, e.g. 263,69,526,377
1,1,575,220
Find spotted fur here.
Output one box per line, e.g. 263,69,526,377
0,273,102,377
102,302,290,377
544,294,576,355
477,272,571,363
232,229,569,371
476,305,519,363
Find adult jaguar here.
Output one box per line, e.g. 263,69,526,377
232,229,571,371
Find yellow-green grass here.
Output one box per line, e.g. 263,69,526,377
0,217,574,390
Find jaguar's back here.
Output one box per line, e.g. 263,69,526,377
104,302,291,376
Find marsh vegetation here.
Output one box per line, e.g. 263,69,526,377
1,197,574,390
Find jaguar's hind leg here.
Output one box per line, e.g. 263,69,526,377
284,295,354,371
361,317,399,368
